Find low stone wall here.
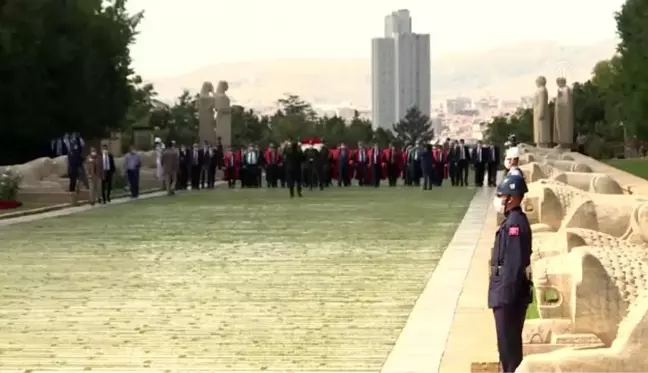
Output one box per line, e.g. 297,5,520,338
18,190,89,204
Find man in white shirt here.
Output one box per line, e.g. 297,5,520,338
100,144,115,203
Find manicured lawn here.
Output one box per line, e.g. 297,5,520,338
605,158,648,180
0,186,475,372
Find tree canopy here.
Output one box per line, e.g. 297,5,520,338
0,0,142,163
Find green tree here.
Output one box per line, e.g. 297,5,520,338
231,105,270,147
392,107,434,145
0,0,142,163
615,0,648,139
373,128,395,147
482,108,533,146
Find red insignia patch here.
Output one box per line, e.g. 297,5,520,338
508,226,520,236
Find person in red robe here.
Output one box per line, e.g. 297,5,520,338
353,141,370,186
442,145,450,182
223,146,242,188
368,142,384,187
432,144,445,186
383,143,403,187
264,143,281,188
332,143,352,187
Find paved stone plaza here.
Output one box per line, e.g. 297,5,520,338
0,187,486,372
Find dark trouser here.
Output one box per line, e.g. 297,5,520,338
422,171,433,190
458,161,469,186
319,165,330,188
407,164,420,186
226,167,236,188
101,171,113,202
356,164,368,186
307,163,318,190
286,171,302,197
206,166,216,188
68,171,78,192
487,162,498,186
371,165,381,187
126,169,140,197
247,165,259,187
493,302,528,372
266,164,279,187
177,169,188,190
434,164,443,186
191,165,201,189
278,166,286,187
337,166,350,187
449,163,458,185
474,163,486,186
200,167,208,188
387,164,398,186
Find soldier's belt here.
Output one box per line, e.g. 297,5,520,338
488,265,533,281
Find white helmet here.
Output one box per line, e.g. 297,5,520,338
154,137,162,144
505,147,520,159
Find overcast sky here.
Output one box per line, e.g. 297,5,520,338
127,0,624,78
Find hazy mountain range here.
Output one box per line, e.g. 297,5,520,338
149,39,617,108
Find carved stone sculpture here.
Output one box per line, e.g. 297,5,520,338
197,81,217,145
522,180,648,243
533,76,551,147
519,162,624,194
520,246,648,372
214,81,232,148
554,77,575,150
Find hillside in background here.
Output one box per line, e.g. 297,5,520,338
149,39,617,107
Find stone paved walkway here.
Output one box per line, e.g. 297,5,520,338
380,187,495,373
438,201,499,372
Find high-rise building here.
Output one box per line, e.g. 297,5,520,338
371,10,431,131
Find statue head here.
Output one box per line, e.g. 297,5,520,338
200,81,214,96
536,76,547,87
216,81,229,94
556,77,567,88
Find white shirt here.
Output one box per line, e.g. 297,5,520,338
248,151,256,164
102,151,110,170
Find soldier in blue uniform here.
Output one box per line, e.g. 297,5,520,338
488,174,533,372
504,147,523,177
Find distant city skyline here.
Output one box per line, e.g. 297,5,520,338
126,0,624,78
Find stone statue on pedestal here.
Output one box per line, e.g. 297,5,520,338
533,76,551,147
197,82,217,145
214,81,232,148
554,77,574,149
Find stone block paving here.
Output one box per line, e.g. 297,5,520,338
380,187,497,373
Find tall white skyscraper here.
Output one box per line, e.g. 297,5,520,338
371,10,431,131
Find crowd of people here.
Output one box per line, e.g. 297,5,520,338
152,136,504,198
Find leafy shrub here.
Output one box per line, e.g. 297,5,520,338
0,169,21,201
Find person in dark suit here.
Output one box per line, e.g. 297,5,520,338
283,139,305,197
318,141,332,188
420,143,434,190
205,144,219,188
487,141,501,187
472,140,487,187
100,144,116,203
189,142,203,190
488,174,532,373
242,143,261,187
67,143,84,192
455,139,470,186
177,144,190,190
